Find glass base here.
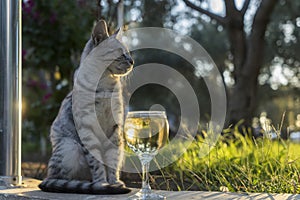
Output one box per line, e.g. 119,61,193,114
127,189,166,200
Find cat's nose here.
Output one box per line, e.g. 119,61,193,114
128,57,134,65
126,56,134,65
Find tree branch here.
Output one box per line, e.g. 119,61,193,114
96,0,102,20
240,0,251,16
243,0,277,76
182,0,226,25
224,0,237,15
251,0,277,46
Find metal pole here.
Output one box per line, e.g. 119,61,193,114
0,0,22,186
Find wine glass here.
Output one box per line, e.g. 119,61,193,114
124,111,169,200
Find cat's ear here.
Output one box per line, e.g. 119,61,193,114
113,27,123,40
92,20,109,45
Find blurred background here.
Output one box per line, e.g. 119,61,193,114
22,0,299,163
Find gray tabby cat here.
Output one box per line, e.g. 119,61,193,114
39,20,133,194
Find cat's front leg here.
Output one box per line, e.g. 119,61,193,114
104,127,125,187
107,166,125,187
82,146,108,184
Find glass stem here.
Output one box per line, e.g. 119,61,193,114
141,160,151,192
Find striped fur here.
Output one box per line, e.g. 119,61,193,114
39,20,133,194
39,179,131,194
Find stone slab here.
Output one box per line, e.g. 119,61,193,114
1,178,300,200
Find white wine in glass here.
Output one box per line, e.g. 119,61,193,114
124,111,169,200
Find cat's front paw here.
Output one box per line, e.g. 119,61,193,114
109,180,126,188
92,181,110,189
109,180,131,194
91,181,131,194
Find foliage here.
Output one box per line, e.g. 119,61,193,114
22,0,96,156
155,131,300,193
266,0,300,65
23,0,95,72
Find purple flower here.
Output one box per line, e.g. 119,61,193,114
27,79,38,87
49,13,57,24
27,0,34,8
77,0,86,7
39,82,48,90
33,11,40,20
42,93,52,104
22,0,35,15
22,49,27,56
22,49,27,61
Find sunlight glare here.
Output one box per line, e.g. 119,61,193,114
209,0,224,14
234,0,244,10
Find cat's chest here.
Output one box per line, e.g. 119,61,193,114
95,91,124,125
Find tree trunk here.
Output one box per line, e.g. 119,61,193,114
227,0,277,128
228,73,258,127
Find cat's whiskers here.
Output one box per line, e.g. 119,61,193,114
119,64,134,84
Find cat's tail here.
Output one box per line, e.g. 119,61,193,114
38,178,131,194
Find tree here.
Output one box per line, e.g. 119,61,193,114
183,0,277,127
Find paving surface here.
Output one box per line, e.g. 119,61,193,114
1,178,300,200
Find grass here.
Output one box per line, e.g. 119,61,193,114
23,123,300,194
151,129,300,194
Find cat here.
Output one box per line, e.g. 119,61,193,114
38,20,133,194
